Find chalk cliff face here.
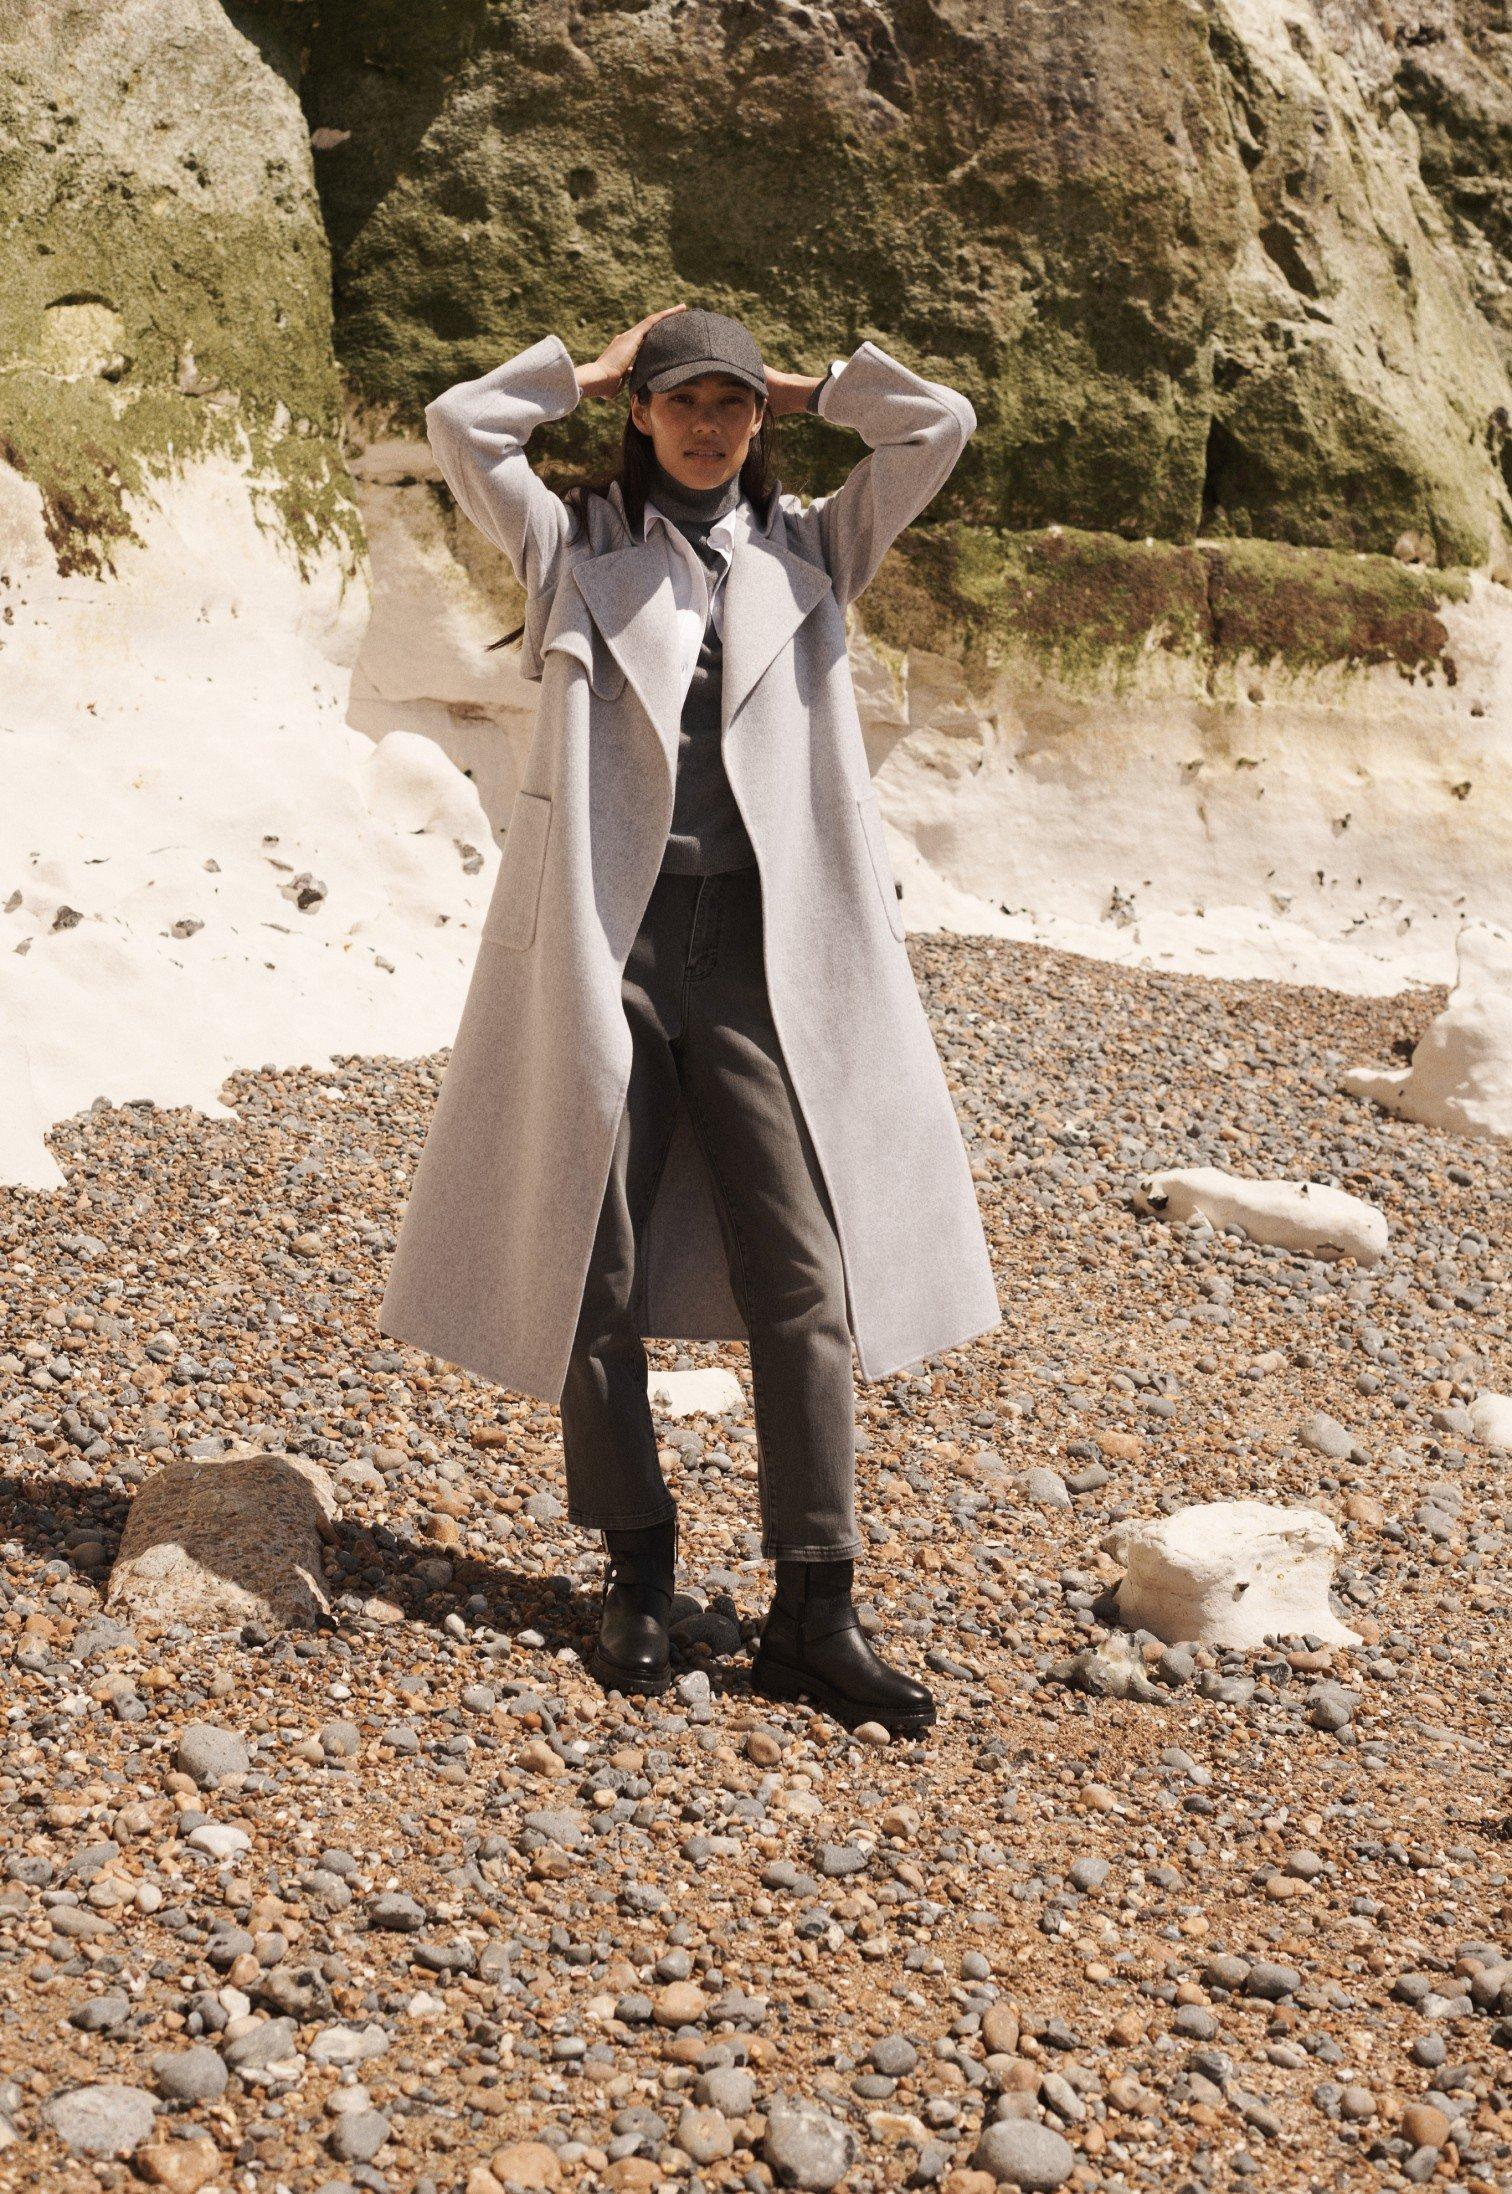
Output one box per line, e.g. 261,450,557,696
6,0,1509,585
249,0,1512,564
1392,0,1512,376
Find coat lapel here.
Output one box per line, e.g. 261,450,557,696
567,545,684,778
719,531,834,733
570,483,833,778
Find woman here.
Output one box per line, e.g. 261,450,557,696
379,303,1002,1737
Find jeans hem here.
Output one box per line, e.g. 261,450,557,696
761,1536,865,1563
569,1502,678,1534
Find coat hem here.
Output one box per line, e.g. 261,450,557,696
853,1292,1003,1383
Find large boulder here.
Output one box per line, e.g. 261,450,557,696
1132,1166,1389,1263
272,0,1510,558
107,1447,339,1631
1343,921,1512,1138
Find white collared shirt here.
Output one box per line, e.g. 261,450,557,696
640,494,747,702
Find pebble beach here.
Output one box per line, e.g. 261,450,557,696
1,933,1508,2194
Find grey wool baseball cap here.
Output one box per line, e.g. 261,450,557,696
628,307,768,400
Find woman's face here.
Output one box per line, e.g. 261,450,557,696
630,373,765,493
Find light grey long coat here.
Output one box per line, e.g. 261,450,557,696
378,331,1003,1403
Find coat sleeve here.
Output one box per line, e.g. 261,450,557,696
807,341,976,609
423,333,584,598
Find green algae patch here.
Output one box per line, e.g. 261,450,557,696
864,525,1209,695
1199,537,1462,679
861,524,1466,695
0,376,361,586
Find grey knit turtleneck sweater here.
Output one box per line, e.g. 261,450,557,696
646,453,757,875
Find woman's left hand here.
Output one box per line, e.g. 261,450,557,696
763,367,826,419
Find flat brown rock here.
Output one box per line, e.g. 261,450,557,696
107,1446,337,1630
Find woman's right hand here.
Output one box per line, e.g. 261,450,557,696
575,304,688,399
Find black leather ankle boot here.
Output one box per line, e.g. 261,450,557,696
589,1512,677,1695
750,1556,936,1736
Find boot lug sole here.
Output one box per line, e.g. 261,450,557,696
749,1651,936,1736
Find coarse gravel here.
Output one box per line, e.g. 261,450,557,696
0,934,1508,2194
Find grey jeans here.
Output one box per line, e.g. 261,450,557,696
560,863,862,1561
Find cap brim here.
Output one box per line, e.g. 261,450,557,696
638,358,766,397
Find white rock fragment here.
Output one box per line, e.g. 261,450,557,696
1050,1633,1163,1702
310,2023,392,2068
1468,1391,1512,1453
1133,1166,1388,1265
186,1823,252,1861
1104,1500,1362,1649
1342,922,1512,1140
645,1367,746,1419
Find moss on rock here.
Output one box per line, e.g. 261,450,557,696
0,0,361,582
254,0,1511,561
862,522,1463,693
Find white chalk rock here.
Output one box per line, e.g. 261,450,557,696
1104,1500,1361,1649
1468,1391,1512,1453
0,1033,65,1191
1342,922,1512,1140
360,727,487,840
1132,1166,1388,1265
645,1367,746,1420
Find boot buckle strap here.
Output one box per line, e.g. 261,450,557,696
803,1600,861,1646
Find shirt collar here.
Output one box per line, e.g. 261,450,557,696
639,494,751,548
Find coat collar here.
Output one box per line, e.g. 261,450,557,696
571,479,833,768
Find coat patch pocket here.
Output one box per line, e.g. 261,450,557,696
484,790,553,950
856,791,906,942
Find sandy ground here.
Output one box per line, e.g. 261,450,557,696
0,932,1508,2194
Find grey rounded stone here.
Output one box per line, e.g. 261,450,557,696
1203,1953,1251,1992
1299,1411,1355,1460
1244,1960,1302,2001
223,2017,300,2072
819,1843,867,1878
1023,1466,1071,1509
174,1722,249,1789
67,1991,131,2033
368,1892,426,1932
328,2109,391,2163
1069,1856,1110,1892
1309,1682,1359,1732
675,2103,734,2164
761,2091,857,2190
869,2035,918,2077
152,2045,228,2103
971,2117,1076,2188
521,1809,586,1850
696,2064,757,2115
42,2083,157,2159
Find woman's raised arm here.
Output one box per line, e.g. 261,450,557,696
800,342,977,610
423,306,690,600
